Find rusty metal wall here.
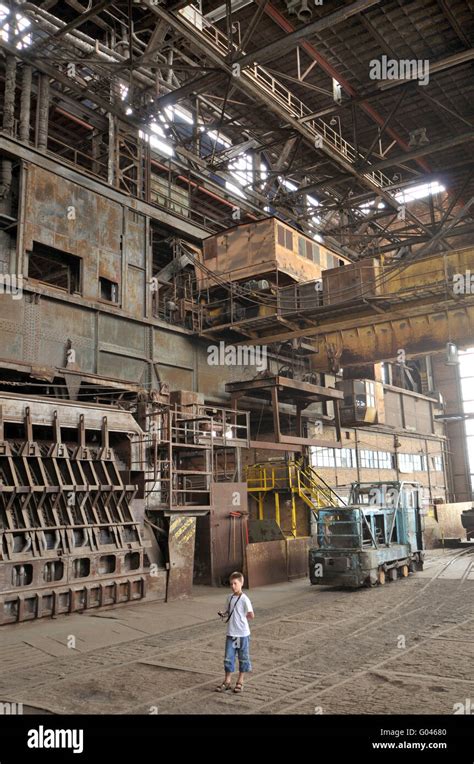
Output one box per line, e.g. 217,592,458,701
246,540,288,588
0,287,252,398
167,515,197,600
245,537,310,587
0,158,258,398
194,482,248,586
286,537,310,580
200,218,349,288
23,164,123,301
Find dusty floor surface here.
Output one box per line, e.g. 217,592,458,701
1,548,473,715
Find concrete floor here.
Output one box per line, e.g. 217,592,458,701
1,548,473,715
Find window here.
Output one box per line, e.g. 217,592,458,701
342,449,352,468
378,452,393,469
398,453,413,473
298,236,305,258
358,449,393,469
459,348,474,497
366,381,376,408
277,224,293,250
313,447,391,470
431,455,443,472
28,242,81,293
359,449,376,469
398,453,427,472
99,277,119,303
312,447,336,468
297,237,320,263
374,514,385,543
277,223,285,247
335,448,354,468
353,380,366,410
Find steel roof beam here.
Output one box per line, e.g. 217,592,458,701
236,0,381,67
364,132,474,173
261,1,431,175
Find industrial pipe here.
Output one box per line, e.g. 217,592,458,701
108,112,115,186
21,4,158,89
37,73,50,151
19,65,32,143
3,55,16,136
0,55,16,203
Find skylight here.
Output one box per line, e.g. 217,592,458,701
0,3,31,48
140,123,174,158
395,181,445,204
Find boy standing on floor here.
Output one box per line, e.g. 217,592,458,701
216,571,254,693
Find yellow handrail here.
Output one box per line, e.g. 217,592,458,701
246,460,339,507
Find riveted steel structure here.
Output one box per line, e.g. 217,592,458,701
0,1,473,619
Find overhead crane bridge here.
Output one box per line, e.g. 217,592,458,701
196,245,474,370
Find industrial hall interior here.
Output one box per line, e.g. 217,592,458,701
0,0,473,720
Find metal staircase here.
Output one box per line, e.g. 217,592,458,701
291,461,345,510
246,459,344,537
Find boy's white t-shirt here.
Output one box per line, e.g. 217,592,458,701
225,592,253,637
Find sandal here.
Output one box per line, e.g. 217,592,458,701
215,682,231,693
233,682,243,693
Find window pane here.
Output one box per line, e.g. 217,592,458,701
465,420,474,437
461,378,474,402
277,224,285,247
459,351,474,378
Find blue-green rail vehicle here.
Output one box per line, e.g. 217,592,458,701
309,481,425,588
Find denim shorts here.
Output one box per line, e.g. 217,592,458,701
224,635,252,673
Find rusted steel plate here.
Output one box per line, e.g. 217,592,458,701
246,540,287,588
248,519,284,543
0,400,148,625
124,209,146,269
195,483,248,586
213,482,247,585
167,515,197,600
286,537,309,580
0,392,143,433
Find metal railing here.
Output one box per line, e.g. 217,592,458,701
180,9,393,191
246,459,342,508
